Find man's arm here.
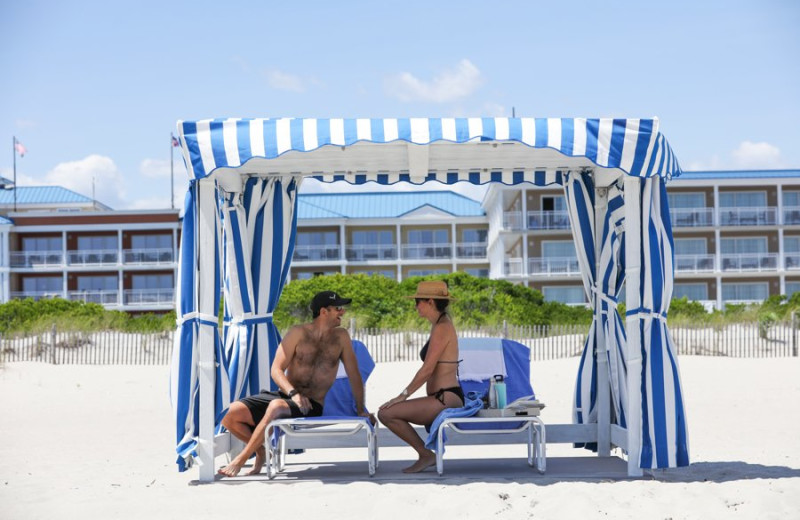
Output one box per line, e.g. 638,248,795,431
270,327,313,414
339,333,367,416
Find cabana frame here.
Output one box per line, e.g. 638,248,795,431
169,117,690,481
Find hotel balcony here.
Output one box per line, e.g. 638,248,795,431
123,289,175,306
293,245,341,262
674,254,716,273
784,253,800,270
10,251,64,268
527,211,570,230
455,242,488,259
401,243,452,260
719,207,778,226
10,291,61,301
67,290,120,305
502,211,524,230
720,253,778,272
782,206,800,225
670,208,714,227
122,248,175,265
504,257,523,276
528,257,581,276
68,250,119,266
345,245,396,262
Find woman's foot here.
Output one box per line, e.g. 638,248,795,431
402,451,436,473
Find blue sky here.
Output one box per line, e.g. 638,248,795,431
2,0,798,209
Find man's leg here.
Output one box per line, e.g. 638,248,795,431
218,399,293,477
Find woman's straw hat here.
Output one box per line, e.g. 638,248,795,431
407,280,456,300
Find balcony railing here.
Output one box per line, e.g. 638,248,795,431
401,243,452,260
674,254,715,273
345,245,397,262
10,291,62,301
503,257,523,276
527,211,570,230
528,257,580,276
719,207,778,226
67,249,119,266
122,248,175,265
455,242,487,259
68,290,120,305
720,253,778,272
783,206,800,225
503,211,523,230
670,208,714,227
785,253,800,270
123,289,175,306
10,250,64,268
293,245,341,262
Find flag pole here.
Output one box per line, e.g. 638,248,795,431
12,136,17,212
170,133,175,210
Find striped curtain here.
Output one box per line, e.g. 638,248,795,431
632,178,690,467
169,180,230,472
564,171,628,444
221,176,301,402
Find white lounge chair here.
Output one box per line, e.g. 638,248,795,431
265,339,378,479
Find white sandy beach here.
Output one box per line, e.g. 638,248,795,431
1,355,799,520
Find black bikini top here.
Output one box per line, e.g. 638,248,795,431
419,313,461,365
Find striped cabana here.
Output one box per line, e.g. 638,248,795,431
169,117,689,480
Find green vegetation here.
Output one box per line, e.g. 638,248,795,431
0,298,176,334
3,274,800,334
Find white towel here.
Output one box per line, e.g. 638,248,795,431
458,338,507,382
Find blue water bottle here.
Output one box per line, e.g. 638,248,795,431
494,375,507,409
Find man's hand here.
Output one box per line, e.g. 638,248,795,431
358,410,377,426
291,392,311,415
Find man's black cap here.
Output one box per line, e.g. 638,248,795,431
310,291,352,314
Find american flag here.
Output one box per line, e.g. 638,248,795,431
172,136,180,147
14,140,26,157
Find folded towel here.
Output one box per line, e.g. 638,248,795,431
458,338,507,382
424,391,484,452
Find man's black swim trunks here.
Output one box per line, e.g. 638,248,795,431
240,390,324,424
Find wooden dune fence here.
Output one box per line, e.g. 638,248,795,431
1,322,797,365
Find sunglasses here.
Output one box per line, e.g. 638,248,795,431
328,305,345,311
415,298,427,305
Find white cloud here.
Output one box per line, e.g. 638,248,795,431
265,69,306,93
731,141,784,169
386,59,483,103
139,158,170,178
482,102,507,117
44,155,126,208
688,141,786,171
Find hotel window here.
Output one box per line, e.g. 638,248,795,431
131,234,171,250
406,229,450,260
542,241,576,258
353,230,393,246
77,275,117,291
719,191,767,208
463,267,489,278
22,236,61,252
721,282,769,302
408,268,449,277
461,229,487,243
674,238,707,255
673,283,708,301
785,282,800,298
542,286,586,304
408,229,448,245
785,237,800,252
352,269,396,279
296,231,339,261
132,274,173,290
541,195,567,212
783,191,800,207
668,192,706,208
77,235,116,251
721,237,767,254
22,276,61,293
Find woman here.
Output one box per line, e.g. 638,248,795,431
378,280,464,473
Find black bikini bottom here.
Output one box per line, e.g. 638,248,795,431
429,386,465,406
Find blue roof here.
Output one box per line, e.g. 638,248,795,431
298,191,485,219
0,186,94,205
678,169,800,180
0,215,12,225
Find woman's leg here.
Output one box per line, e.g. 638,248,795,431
378,395,454,473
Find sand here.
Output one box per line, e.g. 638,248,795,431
1,355,798,519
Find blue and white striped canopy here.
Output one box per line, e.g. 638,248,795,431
176,117,681,182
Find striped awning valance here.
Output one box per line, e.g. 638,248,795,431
177,117,681,182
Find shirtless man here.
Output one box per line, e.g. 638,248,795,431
218,291,369,477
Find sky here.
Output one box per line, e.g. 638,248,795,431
1,0,798,210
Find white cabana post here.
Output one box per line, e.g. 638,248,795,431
169,117,689,481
